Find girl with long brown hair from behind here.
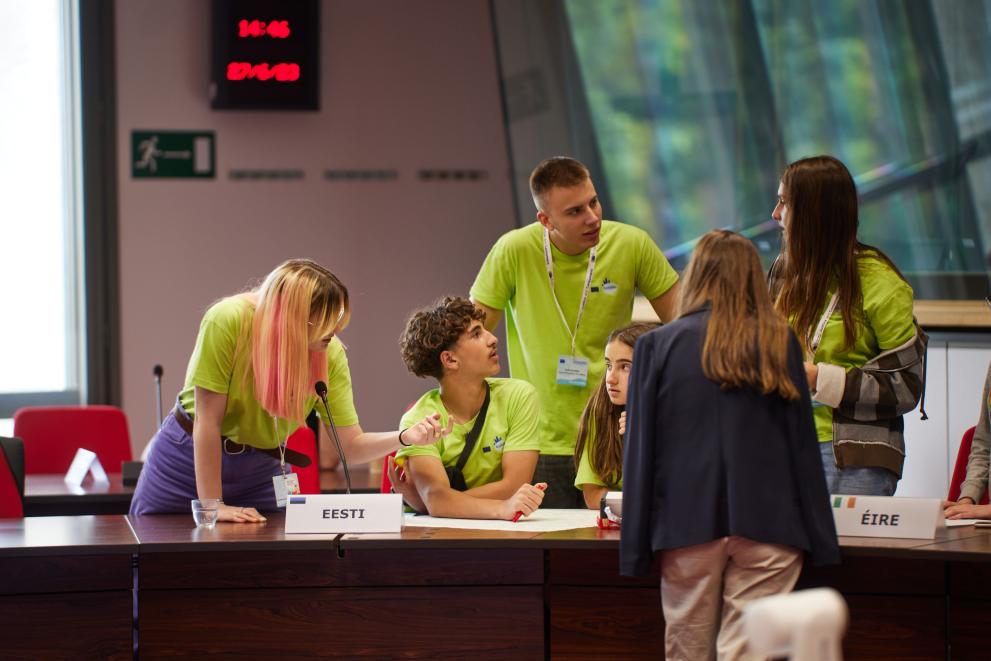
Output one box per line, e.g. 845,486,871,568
620,230,839,660
573,322,660,509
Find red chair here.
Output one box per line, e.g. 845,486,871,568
948,426,990,504
381,450,398,494
0,437,24,518
383,401,415,493
13,405,133,475
287,426,320,494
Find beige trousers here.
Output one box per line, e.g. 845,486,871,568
660,536,803,661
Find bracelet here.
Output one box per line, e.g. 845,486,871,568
398,428,411,447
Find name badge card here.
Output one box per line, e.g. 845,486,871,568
64,448,110,487
556,356,589,386
830,495,944,539
273,473,301,508
285,493,403,534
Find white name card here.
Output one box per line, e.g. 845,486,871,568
64,448,109,487
830,494,944,539
285,493,403,534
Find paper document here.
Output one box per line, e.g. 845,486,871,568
945,518,991,527
403,508,599,532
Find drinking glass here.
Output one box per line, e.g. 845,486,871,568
191,498,221,529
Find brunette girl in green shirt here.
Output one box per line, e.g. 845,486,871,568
573,322,660,509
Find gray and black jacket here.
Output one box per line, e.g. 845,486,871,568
813,323,928,477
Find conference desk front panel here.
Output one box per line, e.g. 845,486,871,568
0,516,136,661
131,516,544,659
3,514,991,659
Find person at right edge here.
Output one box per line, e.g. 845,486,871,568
769,155,927,496
621,230,840,661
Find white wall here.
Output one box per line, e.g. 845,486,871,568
116,0,514,454
898,341,991,498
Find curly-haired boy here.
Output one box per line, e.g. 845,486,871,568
392,296,546,520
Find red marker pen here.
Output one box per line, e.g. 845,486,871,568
511,483,547,522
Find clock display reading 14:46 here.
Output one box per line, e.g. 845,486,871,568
210,0,319,110
238,19,290,38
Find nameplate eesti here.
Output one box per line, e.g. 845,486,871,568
285,493,403,534
830,495,944,539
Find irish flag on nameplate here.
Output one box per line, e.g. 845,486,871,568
832,496,857,508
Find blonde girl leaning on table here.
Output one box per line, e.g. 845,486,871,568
620,231,840,661
945,361,991,519
769,155,926,497
129,259,447,522
573,322,659,509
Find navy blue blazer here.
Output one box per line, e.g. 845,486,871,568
620,307,840,576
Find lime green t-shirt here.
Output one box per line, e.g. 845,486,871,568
177,296,359,449
575,434,622,490
470,220,678,456
810,254,915,441
395,378,541,489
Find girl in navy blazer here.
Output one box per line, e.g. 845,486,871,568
620,230,839,660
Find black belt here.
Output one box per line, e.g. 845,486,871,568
171,404,312,468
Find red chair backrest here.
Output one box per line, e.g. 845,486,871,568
0,445,23,518
948,426,990,504
13,405,133,475
287,426,320,494
380,450,398,494
383,401,416,493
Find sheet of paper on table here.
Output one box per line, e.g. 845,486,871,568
944,518,991,527
403,508,599,532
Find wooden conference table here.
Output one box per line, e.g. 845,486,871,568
22,466,381,516
2,514,991,659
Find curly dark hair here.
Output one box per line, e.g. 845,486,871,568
400,296,487,379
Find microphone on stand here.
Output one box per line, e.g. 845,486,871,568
153,364,164,428
315,381,351,495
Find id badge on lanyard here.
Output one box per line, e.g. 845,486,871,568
271,415,301,507
544,229,595,387
808,292,839,409
556,355,590,386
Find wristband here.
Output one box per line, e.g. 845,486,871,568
398,428,411,447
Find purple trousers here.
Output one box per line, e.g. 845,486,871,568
129,410,291,515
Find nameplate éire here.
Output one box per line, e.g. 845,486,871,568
830,495,944,539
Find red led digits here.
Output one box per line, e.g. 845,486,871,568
237,19,290,38
229,18,298,83
226,62,301,82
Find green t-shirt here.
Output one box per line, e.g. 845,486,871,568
470,220,678,456
395,378,541,489
810,254,915,441
575,434,622,490
177,296,359,449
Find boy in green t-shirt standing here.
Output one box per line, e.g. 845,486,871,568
470,157,680,507
391,297,547,520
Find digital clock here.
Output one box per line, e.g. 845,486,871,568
210,0,319,110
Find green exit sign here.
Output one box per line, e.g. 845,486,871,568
131,131,215,178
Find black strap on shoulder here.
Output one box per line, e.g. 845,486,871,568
453,381,491,475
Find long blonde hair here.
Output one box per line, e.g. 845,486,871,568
680,231,799,400
573,322,660,487
237,259,350,422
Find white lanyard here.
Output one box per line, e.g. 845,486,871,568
543,229,596,356
808,291,839,359
272,414,288,478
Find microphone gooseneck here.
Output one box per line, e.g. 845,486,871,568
153,364,164,428
315,381,351,495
